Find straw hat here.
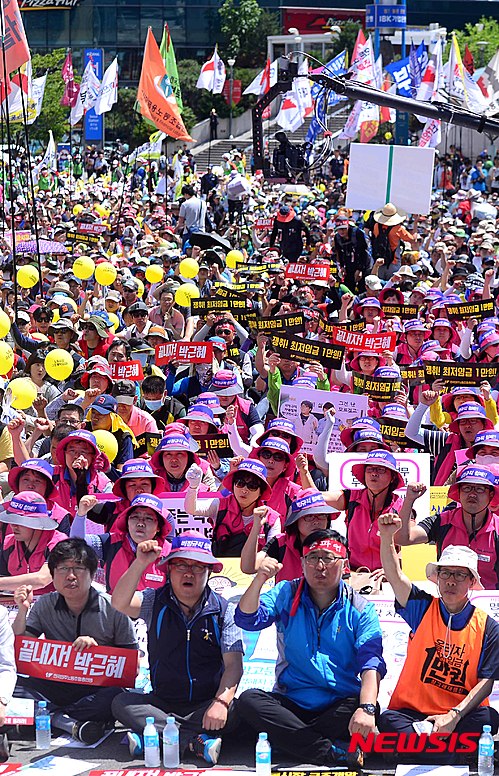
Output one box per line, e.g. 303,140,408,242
373,202,406,227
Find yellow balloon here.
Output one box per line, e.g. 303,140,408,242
8,378,37,410
94,203,110,218
0,308,11,338
73,256,95,281
179,258,199,279
73,204,84,216
175,283,200,307
385,131,393,140
145,264,164,284
44,349,74,381
94,262,117,287
93,429,118,463
136,278,145,298
341,175,348,184
17,265,39,289
0,341,14,375
107,312,120,333
226,250,244,270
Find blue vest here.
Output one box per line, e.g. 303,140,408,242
148,583,227,703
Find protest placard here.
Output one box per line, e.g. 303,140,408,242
240,262,283,273
254,217,274,229
352,371,402,401
156,495,220,539
445,298,495,321
15,637,138,687
252,312,305,335
424,361,499,386
195,433,233,458
331,328,396,352
270,333,345,369
399,365,425,381
4,697,34,726
108,360,144,381
319,317,366,336
155,341,214,366
345,143,435,214
381,303,420,319
278,385,368,454
134,432,162,457
66,231,100,245
191,297,253,319
285,262,331,282
378,416,423,450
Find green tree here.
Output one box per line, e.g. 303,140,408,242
451,17,499,67
219,0,279,66
29,49,70,143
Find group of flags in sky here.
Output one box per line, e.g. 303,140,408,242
2,0,499,156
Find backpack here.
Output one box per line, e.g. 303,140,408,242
370,222,395,264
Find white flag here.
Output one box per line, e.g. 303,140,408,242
419,118,441,148
276,93,304,132
339,100,363,140
293,58,312,117
70,59,101,126
29,74,47,124
482,49,499,99
196,46,226,94
128,133,165,163
243,59,278,95
32,130,56,184
93,57,118,115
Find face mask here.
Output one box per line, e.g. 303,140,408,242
144,398,163,412
476,454,499,466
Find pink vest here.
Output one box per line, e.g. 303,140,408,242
344,487,404,571
105,534,170,593
211,493,280,549
221,396,253,444
275,532,304,582
2,529,67,593
265,478,301,519
436,506,499,589
433,433,463,486
157,456,211,493
53,467,112,516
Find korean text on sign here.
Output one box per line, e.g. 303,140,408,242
155,341,214,366
15,636,138,687
109,360,144,381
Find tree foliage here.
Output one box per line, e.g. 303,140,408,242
219,0,279,66
29,48,70,143
451,17,499,66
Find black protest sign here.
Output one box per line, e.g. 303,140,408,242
352,371,402,402
66,231,100,245
379,417,422,450
445,299,495,321
191,296,253,320
424,361,499,387
135,432,162,457
399,365,425,382
319,318,366,336
252,312,306,335
195,434,233,458
240,262,283,273
381,304,419,320
270,333,345,369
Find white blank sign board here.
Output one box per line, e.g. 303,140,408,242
345,143,435,215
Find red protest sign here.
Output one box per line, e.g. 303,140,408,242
155,341,213,366
285,262,331,282
222,79,242,105
77,222,108,235
15,636,138,687
255,218,274,230
331,327,396,352
109,360,144,381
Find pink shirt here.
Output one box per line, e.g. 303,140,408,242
148,305,185,338
126,405,159,436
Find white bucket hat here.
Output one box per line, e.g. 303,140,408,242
426,545,483,590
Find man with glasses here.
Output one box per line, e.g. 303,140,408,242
122,301,153,340
11,538,138,744
396,465,499,590
235,529,385,769
378,513,499,762
111,531,243,766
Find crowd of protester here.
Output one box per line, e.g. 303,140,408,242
0,138,499,769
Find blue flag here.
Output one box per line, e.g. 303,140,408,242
385,42,427,97
409,42,422,98
306,92,327,146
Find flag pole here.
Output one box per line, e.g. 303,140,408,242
0,5,20,314
17,66,42,298
0,101,5,238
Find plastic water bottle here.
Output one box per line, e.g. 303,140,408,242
143,717,160,767
163,716,180,768
255,732,271,776
478,724,495,776
35,701,51,750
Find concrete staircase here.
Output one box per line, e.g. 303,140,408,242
191,104,351,174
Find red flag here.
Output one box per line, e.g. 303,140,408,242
360,119,379,143
0,0,29,81
137,28,192,140
60,51,80,108
351,28,367,66
463,44,474,75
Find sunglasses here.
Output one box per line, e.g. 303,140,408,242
80,324,97,332
216,329,233,335
132,311,148,318
258,449,287,463
38,317,51,322
233,476,261,491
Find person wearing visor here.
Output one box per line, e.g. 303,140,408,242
379,516,499,762
235,529,385,770
397,461,499,590
185,459,281,557
0,491,67,593
111,531,244,766
71,493,174,592
241,489,336,582
323,449,406,573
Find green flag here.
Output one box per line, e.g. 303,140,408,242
161,23,183,112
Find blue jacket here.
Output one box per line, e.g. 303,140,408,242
235,579,386,710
